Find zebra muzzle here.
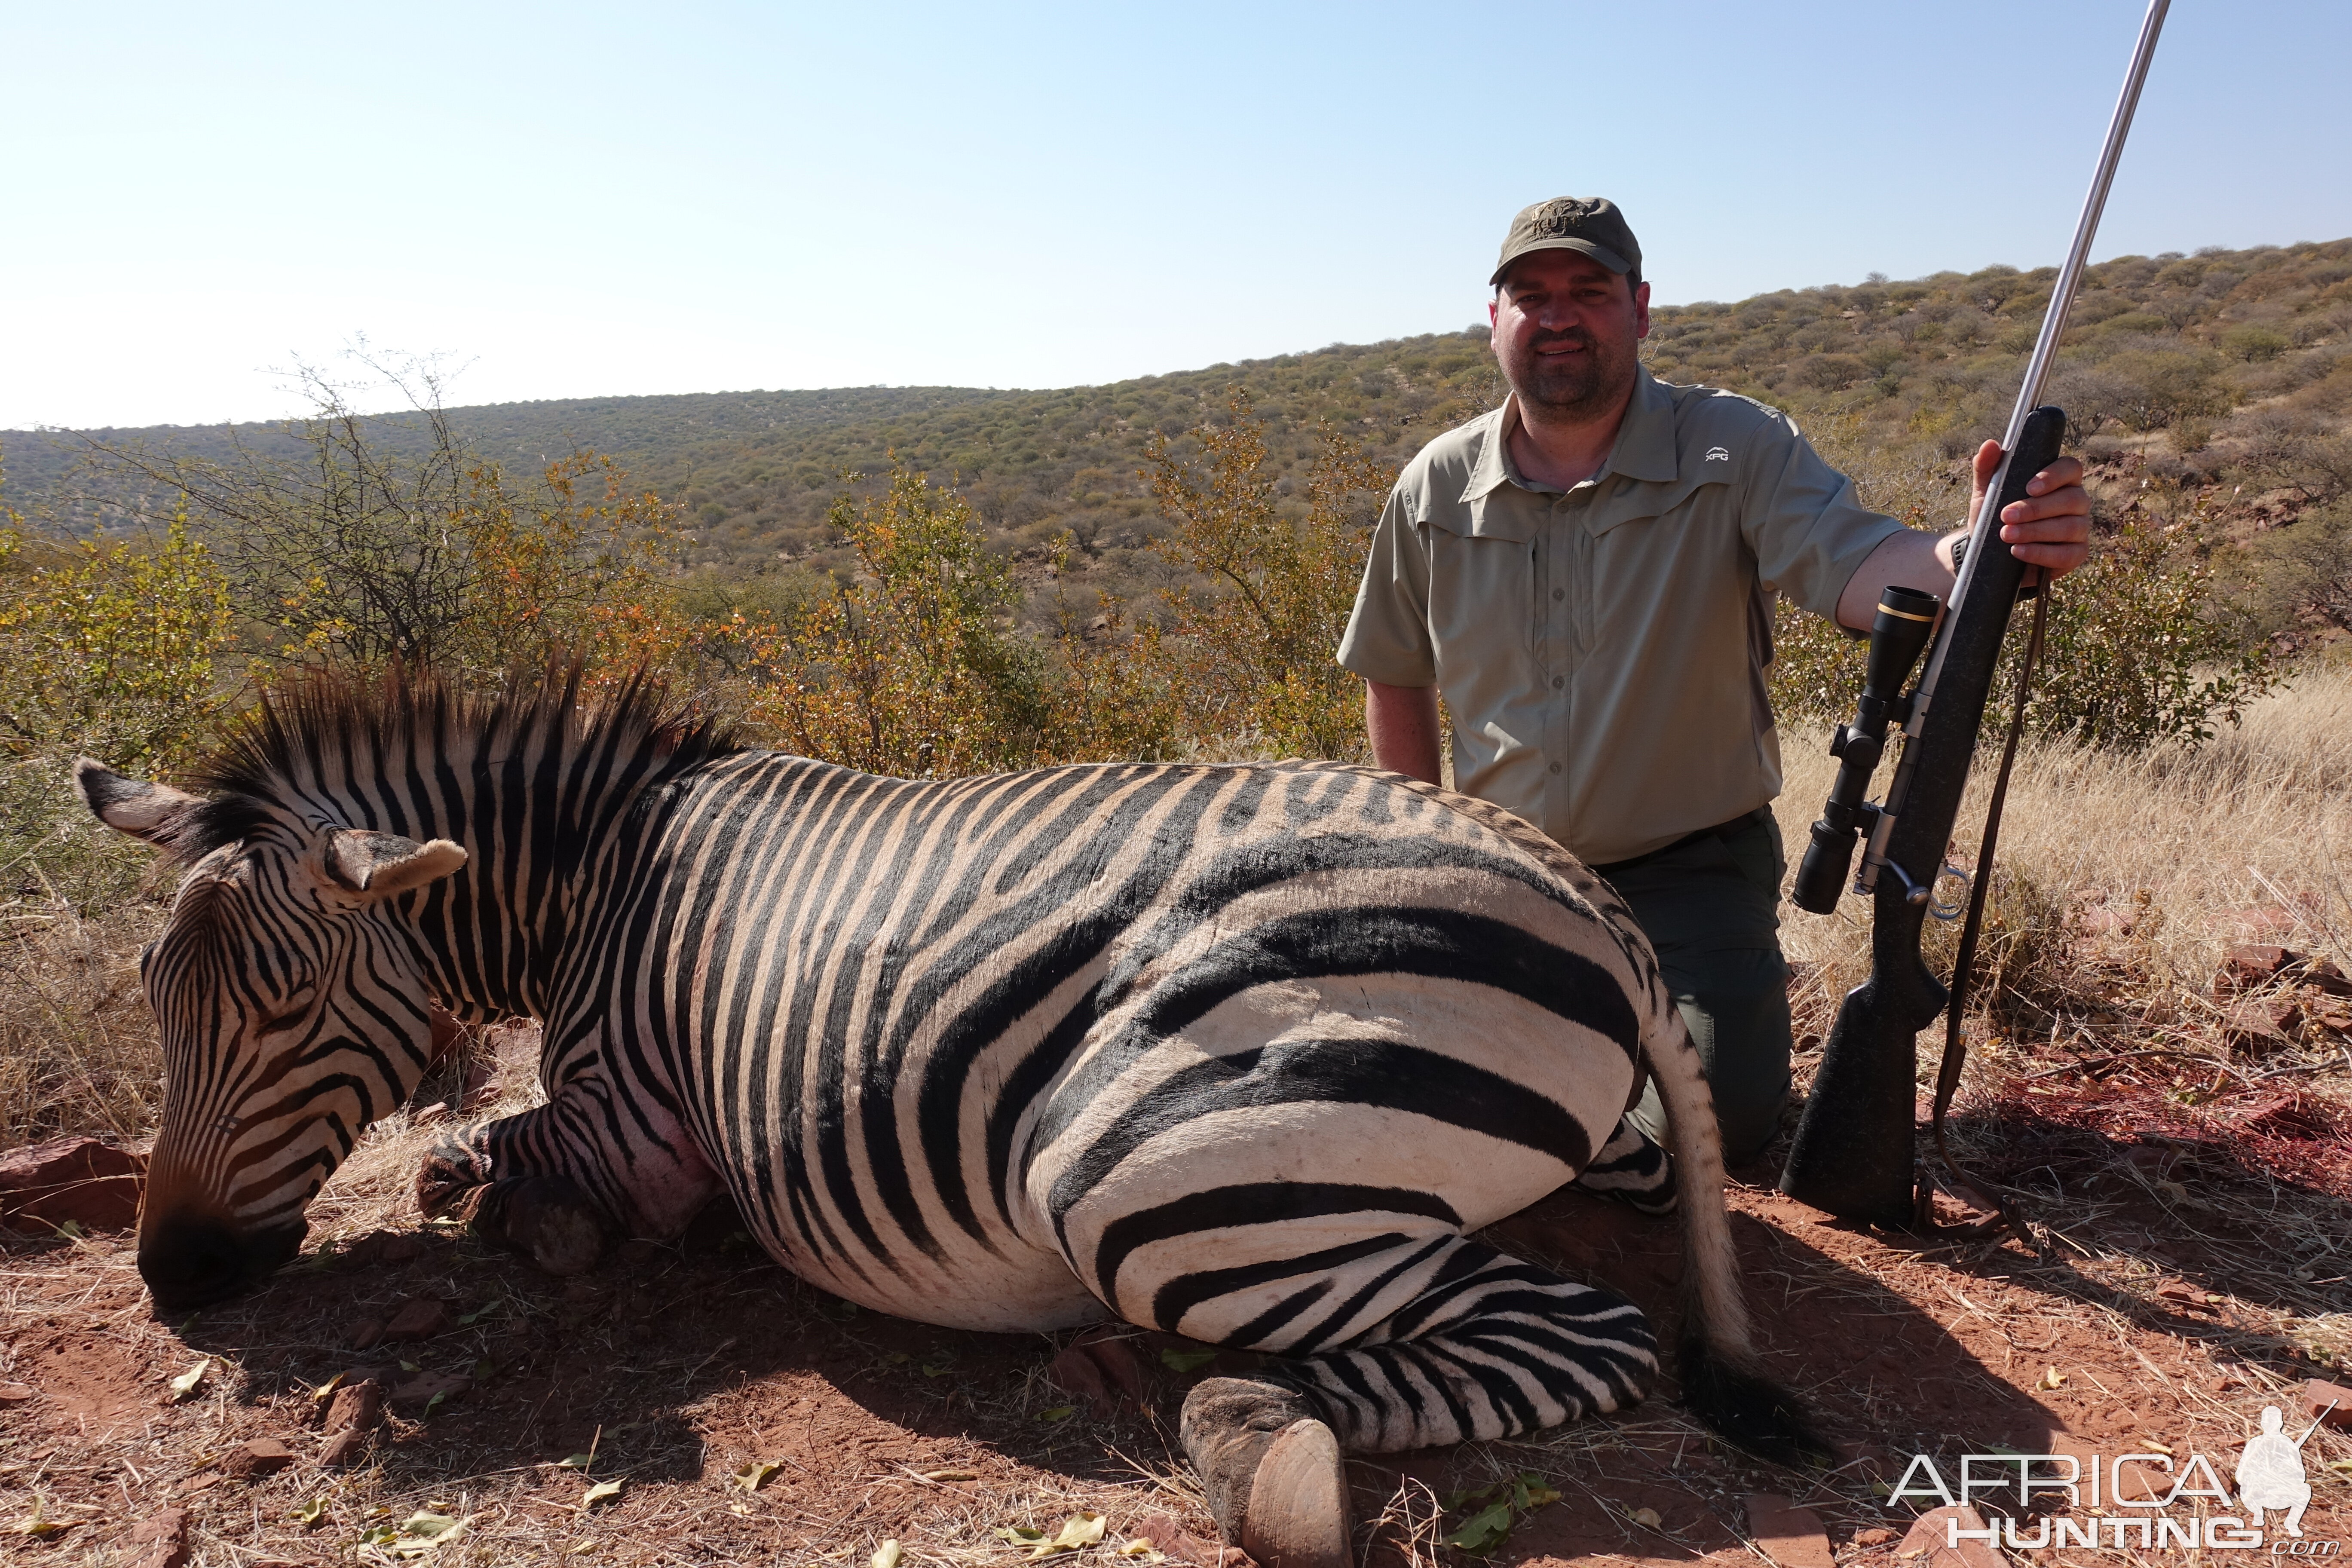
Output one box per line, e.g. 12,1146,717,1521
139,1211,307,1314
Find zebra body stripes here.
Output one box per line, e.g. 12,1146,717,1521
80,673,1812,1563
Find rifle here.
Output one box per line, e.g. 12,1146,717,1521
1777,0,2171,1227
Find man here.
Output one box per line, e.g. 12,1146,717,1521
1336,197,2092,1162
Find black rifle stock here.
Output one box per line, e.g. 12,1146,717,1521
1778,407,2066,1225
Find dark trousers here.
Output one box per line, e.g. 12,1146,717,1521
1605,812,1793,1164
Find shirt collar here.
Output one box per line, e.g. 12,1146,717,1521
1461,366,1680,503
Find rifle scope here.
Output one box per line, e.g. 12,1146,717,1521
1790,585,1941,915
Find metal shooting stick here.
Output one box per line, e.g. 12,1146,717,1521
1778,0,2171,1224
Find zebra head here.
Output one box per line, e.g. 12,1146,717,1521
75,758,467,1313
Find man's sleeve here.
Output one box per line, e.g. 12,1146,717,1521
1335,485,1436,687
1741,413,1910,619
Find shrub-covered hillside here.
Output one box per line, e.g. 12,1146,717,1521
9,239,2346,583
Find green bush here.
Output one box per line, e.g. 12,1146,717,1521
1770,509,2275,750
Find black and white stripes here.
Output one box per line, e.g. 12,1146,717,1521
83,671,1742,1458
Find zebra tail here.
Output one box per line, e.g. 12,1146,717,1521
1647,1011,1829,1466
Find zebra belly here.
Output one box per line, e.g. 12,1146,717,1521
724,1169,1111,1332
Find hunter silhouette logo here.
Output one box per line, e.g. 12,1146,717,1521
1704,446,1732,462
2238,1403,2330,1537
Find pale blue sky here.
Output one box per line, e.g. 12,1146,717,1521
3,1,2344,429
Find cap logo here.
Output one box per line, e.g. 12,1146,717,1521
1531,199,1595,237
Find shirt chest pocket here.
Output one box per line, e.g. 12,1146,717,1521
1419,500,1544,674
1582,471,1742,638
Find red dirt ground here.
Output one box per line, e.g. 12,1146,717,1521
4,1093,2349,1568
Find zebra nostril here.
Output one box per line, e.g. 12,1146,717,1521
139,1215,306,1313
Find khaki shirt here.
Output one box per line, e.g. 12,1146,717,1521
1337,367,1907,866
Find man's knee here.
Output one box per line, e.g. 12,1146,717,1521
1676,969,1792,1162
1626,960,1791,1164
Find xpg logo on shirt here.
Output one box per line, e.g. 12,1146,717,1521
1705,447,1732,463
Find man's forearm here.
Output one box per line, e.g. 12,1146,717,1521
1835,529,1961,631
1365,680,1442,785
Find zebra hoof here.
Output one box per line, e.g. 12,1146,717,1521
1180,1378,1348,1568
478,1176,611,1277
1240,1418,1350,1568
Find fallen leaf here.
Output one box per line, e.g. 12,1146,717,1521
14,1496,75,1539
1118,1539,1165,1561
582,1479,625,1510
457,1298,502,1326
1160,1346,1218,1373
168,1358,212,1401
996,1513,1109,1559
310,1372,347,1403
2038,1366,2067,1390
1630,1507,1663,1529
1035,1405,1075,1423
919,1468,978,1482
732,1461,781,1494
872,1541,903,1568
1443,1498,1516,1554
291,1497,330,1528
555,1453,596,1471
400,1511,462,1540
570,1540,598,1555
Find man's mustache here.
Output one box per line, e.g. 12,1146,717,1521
1527,331,1595,353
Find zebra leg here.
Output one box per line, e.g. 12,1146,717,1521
1274,1236,1657,1449
412,1060,722,1274
415,1129,613,1276
1572,1114,1678,1214
1167,1234,1656,1562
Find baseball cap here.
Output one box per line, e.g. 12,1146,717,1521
1491,197,1642,286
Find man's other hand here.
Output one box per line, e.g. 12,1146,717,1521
1971,440,2091,576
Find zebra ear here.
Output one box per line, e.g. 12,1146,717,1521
321,829,468,903
74,757,205,844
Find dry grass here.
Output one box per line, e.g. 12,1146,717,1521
0,885,164,1148
1775,661,2352,1078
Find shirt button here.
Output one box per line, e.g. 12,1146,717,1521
1552,676,1565,689
1549,762,1562,775
1552,588,1565,600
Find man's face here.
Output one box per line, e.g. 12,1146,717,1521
1488,250,1651,420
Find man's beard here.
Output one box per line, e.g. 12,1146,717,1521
1501,330,1636,421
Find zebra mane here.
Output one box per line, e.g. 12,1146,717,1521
163,662,742,866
